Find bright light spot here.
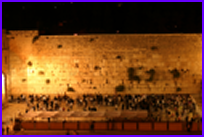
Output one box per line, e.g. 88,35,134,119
2,74,5,95
27,68,35,75
74,33,78,36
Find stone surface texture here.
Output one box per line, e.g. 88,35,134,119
2,30,202,96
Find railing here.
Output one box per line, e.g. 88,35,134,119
20,121,202,131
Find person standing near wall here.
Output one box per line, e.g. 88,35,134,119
186,110,193,132
90,121,94,132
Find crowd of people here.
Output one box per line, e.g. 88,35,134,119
8,93,201,125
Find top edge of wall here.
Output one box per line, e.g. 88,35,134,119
4,30,202,37
41,33,202,36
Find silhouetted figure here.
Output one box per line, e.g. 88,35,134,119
48,117,50,123
6,127,9,135
36,103,39,110
66,130,70,135
90,122,94,132
50,101,54,108
2,128,5,135
122,103,125,110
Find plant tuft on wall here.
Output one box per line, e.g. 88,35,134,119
176,87,182,92
27,61,33,67
93,87,97,89
68,87,75,92
38,71,45,75
94,66,101,70
46,79,50,84
138,66,143,70
170,68,180,78
6,31,11,34
146,69,155,82
22,79,27,82
82,79,86,83
115,85,125,92
90,38,94,42
32,36,40,43
58,45,62,48
151,46,158,50
128,67,135,80
133,76,141,83
116,55,122,60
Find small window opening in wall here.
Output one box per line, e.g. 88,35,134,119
58,45,62,48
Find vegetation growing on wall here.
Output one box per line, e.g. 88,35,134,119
133,75,141,83
116,55,122,59
93,87,97,89
58,45,62,48
32,36,40,43
46,79,50,84
82,79,86,83
128,67,135,80
106,79,108,84
176,87,182,92
22,79,27,82
27,61,33,66
94,66,101,70
170,68,180,78
115,85,125,92
138,66,143,70
151,46,158,50
127,67,141,83
68,87,75,92
90,38,94,42
38,71,45,75
75,63,79,68
146,69,155,82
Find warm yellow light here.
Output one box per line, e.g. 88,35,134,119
2,74,5,95
27,68,35,75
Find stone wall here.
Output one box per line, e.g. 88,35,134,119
2,29,10,103
3,30,202,96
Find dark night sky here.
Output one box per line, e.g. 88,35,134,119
2,2,202,35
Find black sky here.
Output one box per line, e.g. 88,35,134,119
2,2,202,35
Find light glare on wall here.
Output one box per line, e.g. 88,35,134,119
27,68,35,75
2,74,5,95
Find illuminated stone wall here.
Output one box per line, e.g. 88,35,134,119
2,29,10,102
4,30,202,96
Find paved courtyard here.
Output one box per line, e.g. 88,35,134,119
2,94,202,135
